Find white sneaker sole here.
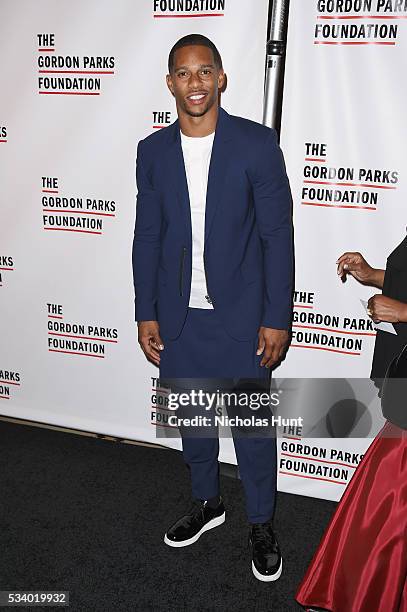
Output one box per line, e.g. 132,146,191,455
251,557,283,582
163,512,225,548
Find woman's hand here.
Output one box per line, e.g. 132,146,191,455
336,252,373,282
367,295,407,323
336,252,384,288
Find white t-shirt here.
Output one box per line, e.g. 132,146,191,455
180,130,215,309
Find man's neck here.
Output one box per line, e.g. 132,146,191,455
178,104,218,137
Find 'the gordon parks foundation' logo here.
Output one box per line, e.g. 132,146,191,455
47,303,118,358
42,177,116,235
315,0,407,46
292,290,376,356
279,425,364,487
0,256,14,288
302,142,399,211
0,369,21,400
37,34,115,96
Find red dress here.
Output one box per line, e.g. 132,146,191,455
295,420,407,612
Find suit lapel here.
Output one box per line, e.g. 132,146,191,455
165,123,191,240
164,105,234,245
204,106,233,242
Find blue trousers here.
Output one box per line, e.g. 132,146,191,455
159,307,277,524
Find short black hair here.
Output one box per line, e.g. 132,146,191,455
168,34,223,73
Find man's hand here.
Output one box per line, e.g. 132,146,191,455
138,320,164,367
257,327,289,368
367,295,407,324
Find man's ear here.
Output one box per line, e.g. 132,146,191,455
218,69,225,90
166,74,175,97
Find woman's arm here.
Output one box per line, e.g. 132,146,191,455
368,269,385,290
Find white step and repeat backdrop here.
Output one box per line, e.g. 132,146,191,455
0,0,274,474
2,0,404,502
277,0,407,499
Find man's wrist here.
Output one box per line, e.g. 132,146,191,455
260,321,289,332
137,319,158,325
260,323,289,334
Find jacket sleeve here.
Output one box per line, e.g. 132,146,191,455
132,140,162,322
250,128,294,330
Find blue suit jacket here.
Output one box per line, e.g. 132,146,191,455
132,106,294,341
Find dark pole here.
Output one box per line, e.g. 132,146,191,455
263,0,290,139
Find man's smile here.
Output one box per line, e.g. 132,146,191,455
186,91,208,105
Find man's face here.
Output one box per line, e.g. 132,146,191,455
166,44,225,118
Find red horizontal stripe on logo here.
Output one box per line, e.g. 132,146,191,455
303,179,396,189
38,70,114,74
42,209,115,218
314,41,396,45
291,344,361,355
48,332,117,343
153,12,224,18
48,349,105,358
281,452,357,469
279,470,348,485
293,324,375,337
318,15,407,19
38,91,100,95
301,201,376,210
43,228,102,235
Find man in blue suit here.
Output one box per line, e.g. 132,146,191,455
132,34,293,581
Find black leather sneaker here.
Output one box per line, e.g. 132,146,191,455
249,521,283,581
164,498,225,547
